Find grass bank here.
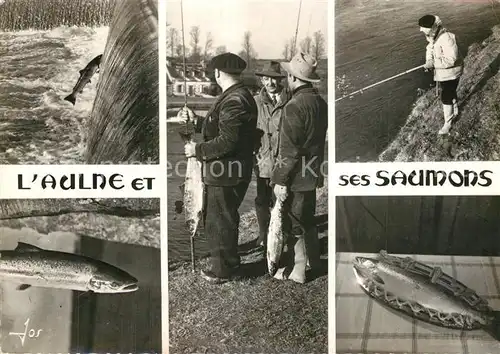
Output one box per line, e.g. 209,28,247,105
380,25,500,161
168,182,328,354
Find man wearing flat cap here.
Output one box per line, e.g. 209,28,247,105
180,52,258,284
253,61,291,250
271,52,328,284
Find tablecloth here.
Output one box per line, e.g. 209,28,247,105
335,252,500,354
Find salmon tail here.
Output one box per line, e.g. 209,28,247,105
487,311,500,340
64,94,76,105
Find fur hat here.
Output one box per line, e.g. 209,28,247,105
418,15,436,29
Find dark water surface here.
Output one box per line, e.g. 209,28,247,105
335,0,500,162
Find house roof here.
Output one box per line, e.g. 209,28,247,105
166,58,211,84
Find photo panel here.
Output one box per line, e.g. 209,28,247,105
166,0,328,352
335,0,500,163
0,0,158,165
0,198,161,353
335,195,500,354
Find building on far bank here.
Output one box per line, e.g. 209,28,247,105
166,57,213,97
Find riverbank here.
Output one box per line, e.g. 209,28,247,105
168,182,328,353
380,25,500,162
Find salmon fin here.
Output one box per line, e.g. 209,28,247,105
17,284,31,291
79,69,84,76
64,94,76,105
15,242,43,252
486,311,500,340
174,200,184,214
178,183,185,196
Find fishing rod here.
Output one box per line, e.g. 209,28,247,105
335,64,425,102
292,0,302,53
180,0,197,273
180,0,188,112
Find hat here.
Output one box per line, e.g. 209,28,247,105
418,15,435,29
255,61,286,78
209,52,246,75
280,52,321,83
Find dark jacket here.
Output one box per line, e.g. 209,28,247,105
271,84,328,192
194,82,258,186
253,87,291,178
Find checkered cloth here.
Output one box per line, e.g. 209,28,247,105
336,252,500,354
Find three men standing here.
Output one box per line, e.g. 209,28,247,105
181,51,327,285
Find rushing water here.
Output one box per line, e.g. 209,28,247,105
0,26,108,164
335,0,500,162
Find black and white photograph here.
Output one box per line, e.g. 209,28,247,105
166,0,328,352
336,195,500,354
335,0,500,162
0,0,158,165
0,198,161,353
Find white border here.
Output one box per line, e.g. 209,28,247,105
158,0,168,352
328,0,335,352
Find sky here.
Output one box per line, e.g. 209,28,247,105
166,0,328,59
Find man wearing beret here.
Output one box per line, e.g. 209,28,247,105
418,14,463,135
180,52,258,284
271,52,328,284
253,61,291,250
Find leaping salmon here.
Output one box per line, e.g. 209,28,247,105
353,250,500,339
64,54,102,105
0,242,138,293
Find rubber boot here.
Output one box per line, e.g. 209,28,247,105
287,236,307,284
438,104,454,135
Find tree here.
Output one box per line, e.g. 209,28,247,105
300,36,312,54
189,26,201,62
282,42,290,60
203,32,213,61
241,31,257,68
312,30,326,59
168,28,178,57
215,45,227,55
176,44,185,58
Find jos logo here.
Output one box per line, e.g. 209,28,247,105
8,318,43,347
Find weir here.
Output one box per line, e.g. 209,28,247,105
85,0,159,164
0,0,160,248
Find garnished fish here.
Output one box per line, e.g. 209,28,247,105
353,250,500,339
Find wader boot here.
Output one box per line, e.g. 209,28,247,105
453,98,459,118
287,236,308,284
438,104,454,135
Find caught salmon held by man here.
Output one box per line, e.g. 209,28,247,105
64,54,103,106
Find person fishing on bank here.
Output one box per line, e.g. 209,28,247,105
419,14,463,135
271,52,328,284
253,61,291,250
180,52,258,284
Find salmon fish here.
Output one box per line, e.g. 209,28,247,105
64,54,102,105
0,242,138,293
267,197,285,276
179,131,204,238
353,250,500,339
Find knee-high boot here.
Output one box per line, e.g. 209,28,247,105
438,104,454,135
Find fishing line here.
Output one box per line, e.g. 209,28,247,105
180,0,188,118
292,0,303,54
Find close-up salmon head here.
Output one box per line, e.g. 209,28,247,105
88,265,139,293
352,256,383,286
